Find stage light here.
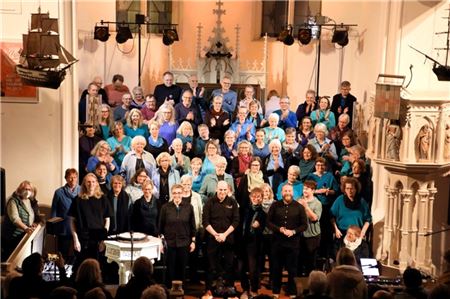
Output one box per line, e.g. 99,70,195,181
94,26,109,42
332,26,349,47
277,25,294,46
162,29,179,46
298,27,312,45
116,25,132,44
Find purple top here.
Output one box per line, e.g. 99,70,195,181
159,122,178,145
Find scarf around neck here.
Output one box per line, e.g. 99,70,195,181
247,171,265,192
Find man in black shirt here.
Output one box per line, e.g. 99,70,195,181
202,180,239,294
153,71,183,109
267,184,308,297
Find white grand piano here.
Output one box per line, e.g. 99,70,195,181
104,232,162,284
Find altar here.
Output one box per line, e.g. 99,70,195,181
104,234,162,284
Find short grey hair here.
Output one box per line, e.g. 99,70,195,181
314,123,328,135
131,135,147,149
269,139,282,151
268,113,280,122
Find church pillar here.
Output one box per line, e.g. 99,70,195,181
399,189,413,270
416,189,429,268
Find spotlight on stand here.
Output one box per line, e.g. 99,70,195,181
162,28,179,46
277,25,294,46
116,25,132,44
298,26,312,45
332,26,349,47
94,25,110,42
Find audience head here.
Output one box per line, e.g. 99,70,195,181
142,179,154,199
141,284,167,299
403,267,423,289
49,286,77,299
335,247,357,266
132,256,154,279
244,85,255,99
224,130,236,145
21,252,43,276
340,177,361,198
190,157,202,174
171,138,183,153
180,175,193,193
267,89,280,101
308,270,328,295
92,76,103,88
84,287,106,299
75,258,102,286
352,159,366,175
157,103,176,124
249,156,263,174
156,152,171,169
303,180,317,198
269,139,282,154
188,74,199,88
372,290,394,299
314,157,327,173
94,161,108,181
148,120,161,138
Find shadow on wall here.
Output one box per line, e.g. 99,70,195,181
404,1,443,26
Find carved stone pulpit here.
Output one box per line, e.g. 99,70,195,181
104,235,162,284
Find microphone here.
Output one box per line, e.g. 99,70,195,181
130,230,134,267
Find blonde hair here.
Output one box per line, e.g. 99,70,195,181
110,175,125,189
90,140,110,156
126,108,144,129
79,173,103,200
75,259,102,286
176,121,194,137
190,157,202,165
262,183,274,200
15,180,37,198
156,152,171,166
237,140,253,155
155,103,176,125
269,139,282,151
204,140,221,156
131,135,147,150
97,104,114,134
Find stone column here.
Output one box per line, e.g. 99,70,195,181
425,188,437,271
399,190,413,270
416,189,429,268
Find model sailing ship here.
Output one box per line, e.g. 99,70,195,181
410,6,450,81
16,8,77,89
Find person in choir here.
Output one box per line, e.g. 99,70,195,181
170,138,190,176
153,71,183,108
238,85,260,111
107,175,131,235
174,89,202,130
309,123,338,166
274,96,298,130
247,99,267,129
336,225,369,266
131,179,158,236
220,130,238,172
265,139,286,198
336,130,356,172
79,123,102,180
159,184,196,287
141,94,157,124
264,89,281,119
202,180,240,296
199,156,235,203
154,103,178,145
298,116,315,148
263,113,286,144
79,76,108,107
201,140,222,175
79,82,102,125
252,129,270,162
230,106,256,143
276,165,304,201
124,108,149,139
130,86,145,109
211,75,237,116
267,184,308,297
152,152,181,211
231,140,253,188
86,141,119,181
104,74,130,108
283,127,303,169
50,168,80,260
331,177,372,244
194,124,211,158
113,93,132,122
145,120,169,160
69,174,112,269
176,121,195,158
329,113,354,156
311,96,336,131
2,180,42,261
331,81,357,129
189,157,205,194
124,168,149,203
94,161,111,194
187,74,207,121
96,104,114,140
296,89,317,124
121,135,157,184
297,180,322,276
107,121,131,166
205,95,230,143
299,144,318,182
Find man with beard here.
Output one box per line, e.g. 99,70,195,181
267,184,308,297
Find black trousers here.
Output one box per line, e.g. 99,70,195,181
271,243,299,295
206,237,234,290
188,230,205,282
167,245,189,286
319,205,333,258
240,239,263,293
56,235,73,261
299,235,321,275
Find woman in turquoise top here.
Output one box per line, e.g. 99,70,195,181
276,165,304,201
310,96,336,130
331,177,372,240
253,129,270,161
202,140,221,175
124,108,149,139
188,157,205,193
306,157,339,207
97,104,114,140
263,113,286,144
107,121,131,166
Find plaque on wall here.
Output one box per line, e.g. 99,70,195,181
374,74,405,120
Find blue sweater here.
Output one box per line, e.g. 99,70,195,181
330,195,372,232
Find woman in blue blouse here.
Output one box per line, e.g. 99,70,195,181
107,121,131,166
155,103,179,145
276,165,304,201
124,108,149,139
253,129,270,162
331,177,372,240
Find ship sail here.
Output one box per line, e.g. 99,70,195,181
61,45,77,64
22,34,28,56
40,34,60,56
41,18,59,33
27,32,41,55
31,12,49,31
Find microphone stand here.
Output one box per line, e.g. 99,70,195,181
424,227,450,236
130,231,134,268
